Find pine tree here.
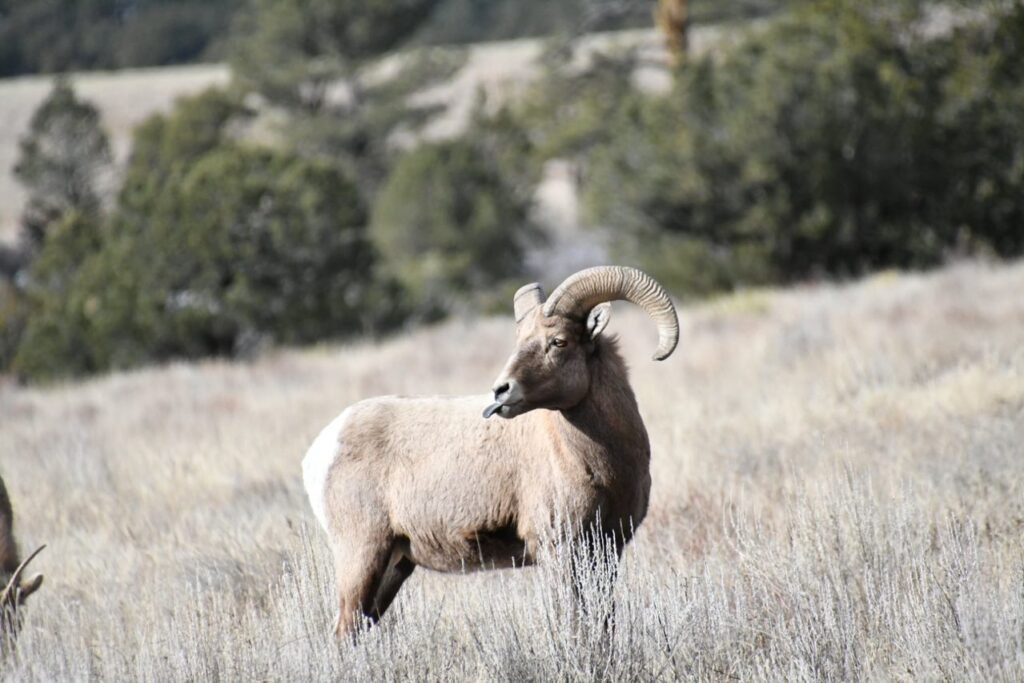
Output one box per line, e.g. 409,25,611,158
13,78,113,251
230,0,461,197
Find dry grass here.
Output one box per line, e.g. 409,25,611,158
1,260,1023,681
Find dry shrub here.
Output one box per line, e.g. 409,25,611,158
1,260,1023,680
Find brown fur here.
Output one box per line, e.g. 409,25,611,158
310,306,655,638
0,477,18,577
1,474,44,639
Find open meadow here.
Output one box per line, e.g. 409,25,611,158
0,260,1022,680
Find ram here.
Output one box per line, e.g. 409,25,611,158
1,475,44,638
303,266,678,637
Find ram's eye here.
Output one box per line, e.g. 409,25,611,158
550,337,568,348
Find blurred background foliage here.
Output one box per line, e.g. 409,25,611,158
0,0,784,77
13,78,113,254
2,0,1024,380
584,0,1024,293
0,0,244,76
370,137,542,319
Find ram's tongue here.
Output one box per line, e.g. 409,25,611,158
482,402,503,419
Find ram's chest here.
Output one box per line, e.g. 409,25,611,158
531,452,651,537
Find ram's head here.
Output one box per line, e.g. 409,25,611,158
485,266,679,419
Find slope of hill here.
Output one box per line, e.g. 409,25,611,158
2,260,1022,679
0,22,763,244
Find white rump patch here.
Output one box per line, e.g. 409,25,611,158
302,407,351,533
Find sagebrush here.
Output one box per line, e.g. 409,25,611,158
1,260,1022,680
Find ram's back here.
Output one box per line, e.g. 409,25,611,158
303,395,534,561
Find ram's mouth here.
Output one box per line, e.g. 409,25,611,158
482,400,522,419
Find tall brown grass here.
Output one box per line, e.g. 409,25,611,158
1,260,1022,680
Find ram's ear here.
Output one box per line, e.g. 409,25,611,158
586,303,612,341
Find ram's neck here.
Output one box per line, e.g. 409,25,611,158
550,338,650,485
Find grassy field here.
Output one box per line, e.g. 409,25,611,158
1,260,1023,680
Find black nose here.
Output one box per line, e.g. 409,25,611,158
493,382,510,400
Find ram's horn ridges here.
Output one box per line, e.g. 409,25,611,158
543,266,679,360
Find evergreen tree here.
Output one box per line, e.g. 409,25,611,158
230,0,463,198
0,0,243,76
370,139,540,317
231,0,446,111
13,79,112,251
11,211,105,380
582,0,1024,293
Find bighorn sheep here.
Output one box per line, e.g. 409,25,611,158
1,475,44,639
303,265,678,637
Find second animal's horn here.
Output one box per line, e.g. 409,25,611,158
0,544,44,610
543,266,679,360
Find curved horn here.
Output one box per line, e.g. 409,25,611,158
543,266,679,360
513,282,545,323
1,544,45,607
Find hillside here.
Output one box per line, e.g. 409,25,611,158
0,22,766,244
2,260,1022,679
0,64,229,243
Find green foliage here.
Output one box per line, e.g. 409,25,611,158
0,78,112,377
144,144,375,349
117,87,247,218
9,87,385,381
14,146,376,381
935,1,1024,257
230,0,445,110
371,139,541,317
16,0,1024,383
111,2,243,66
413,0,788,45
0,0,795,77
11,211,105,380
465,101,545,204
513,48,646,166
0,0,242,77
581,0,1024,294
414,0,647,45
284,47,466,198
13,78,112,250
231,0,465,201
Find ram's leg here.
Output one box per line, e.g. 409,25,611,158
332,539,393,641
371,548,416,620
569,527,624,635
